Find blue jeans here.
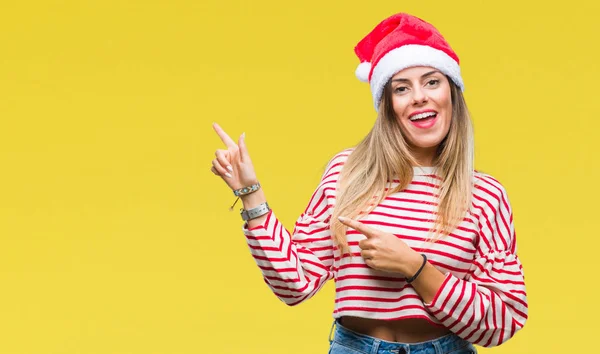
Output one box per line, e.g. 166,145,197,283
328,320,477,354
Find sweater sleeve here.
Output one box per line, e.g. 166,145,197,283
241,152,347,306
424,176,528,347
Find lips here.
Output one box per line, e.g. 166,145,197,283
406,109,438,129
409,110,438,121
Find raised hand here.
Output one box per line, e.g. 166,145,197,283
211,122,258,191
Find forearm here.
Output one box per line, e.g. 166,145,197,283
390,249,446,304
241,188,268,229
408,260,447,304
241,187,335,305
408,253,528,346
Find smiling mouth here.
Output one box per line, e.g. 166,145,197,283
409,112,437,121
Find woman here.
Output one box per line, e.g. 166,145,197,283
211,13,528,354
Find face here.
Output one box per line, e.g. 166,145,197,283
389,66,453,165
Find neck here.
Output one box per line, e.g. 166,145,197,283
410,146,437,166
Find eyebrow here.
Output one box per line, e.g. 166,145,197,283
391,70,441,83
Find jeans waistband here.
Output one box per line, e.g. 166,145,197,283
330,319,471,353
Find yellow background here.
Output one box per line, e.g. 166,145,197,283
0,1,597,353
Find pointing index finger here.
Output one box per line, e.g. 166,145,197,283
212,122,237,148
338,216,376,238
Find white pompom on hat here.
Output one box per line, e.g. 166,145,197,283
354,13,464,111
355,62,372,83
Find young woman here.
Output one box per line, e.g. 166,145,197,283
211,12,528,354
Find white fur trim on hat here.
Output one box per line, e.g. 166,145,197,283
355,62,372,83
370,44,464,111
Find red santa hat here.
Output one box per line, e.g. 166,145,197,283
354,13,464,111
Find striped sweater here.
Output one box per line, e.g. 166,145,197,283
242,149,528,347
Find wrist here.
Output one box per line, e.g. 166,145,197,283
404,251,425,277
240,189,266,209
233,182,258,196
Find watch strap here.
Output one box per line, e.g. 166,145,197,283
241,202,270,221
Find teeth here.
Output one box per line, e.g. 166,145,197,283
409,112,437,121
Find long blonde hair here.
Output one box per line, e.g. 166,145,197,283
330,79,474,255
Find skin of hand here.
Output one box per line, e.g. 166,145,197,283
210,122,258,190
211,122,269,228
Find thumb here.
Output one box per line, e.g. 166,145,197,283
238,132,249,162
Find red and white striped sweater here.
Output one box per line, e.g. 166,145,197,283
242,149,528,347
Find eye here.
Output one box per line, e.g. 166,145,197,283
394,86,408,93
427,79,440,86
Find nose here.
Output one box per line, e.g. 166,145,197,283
412,87,428,105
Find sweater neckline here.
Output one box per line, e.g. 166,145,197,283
413,166,437,175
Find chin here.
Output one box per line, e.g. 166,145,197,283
410,139,444,150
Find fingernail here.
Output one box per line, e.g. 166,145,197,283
242,132,246,139
227,166,233,172
338,216,347,222
225,173,232,178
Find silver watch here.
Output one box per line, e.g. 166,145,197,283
240,202,270,221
